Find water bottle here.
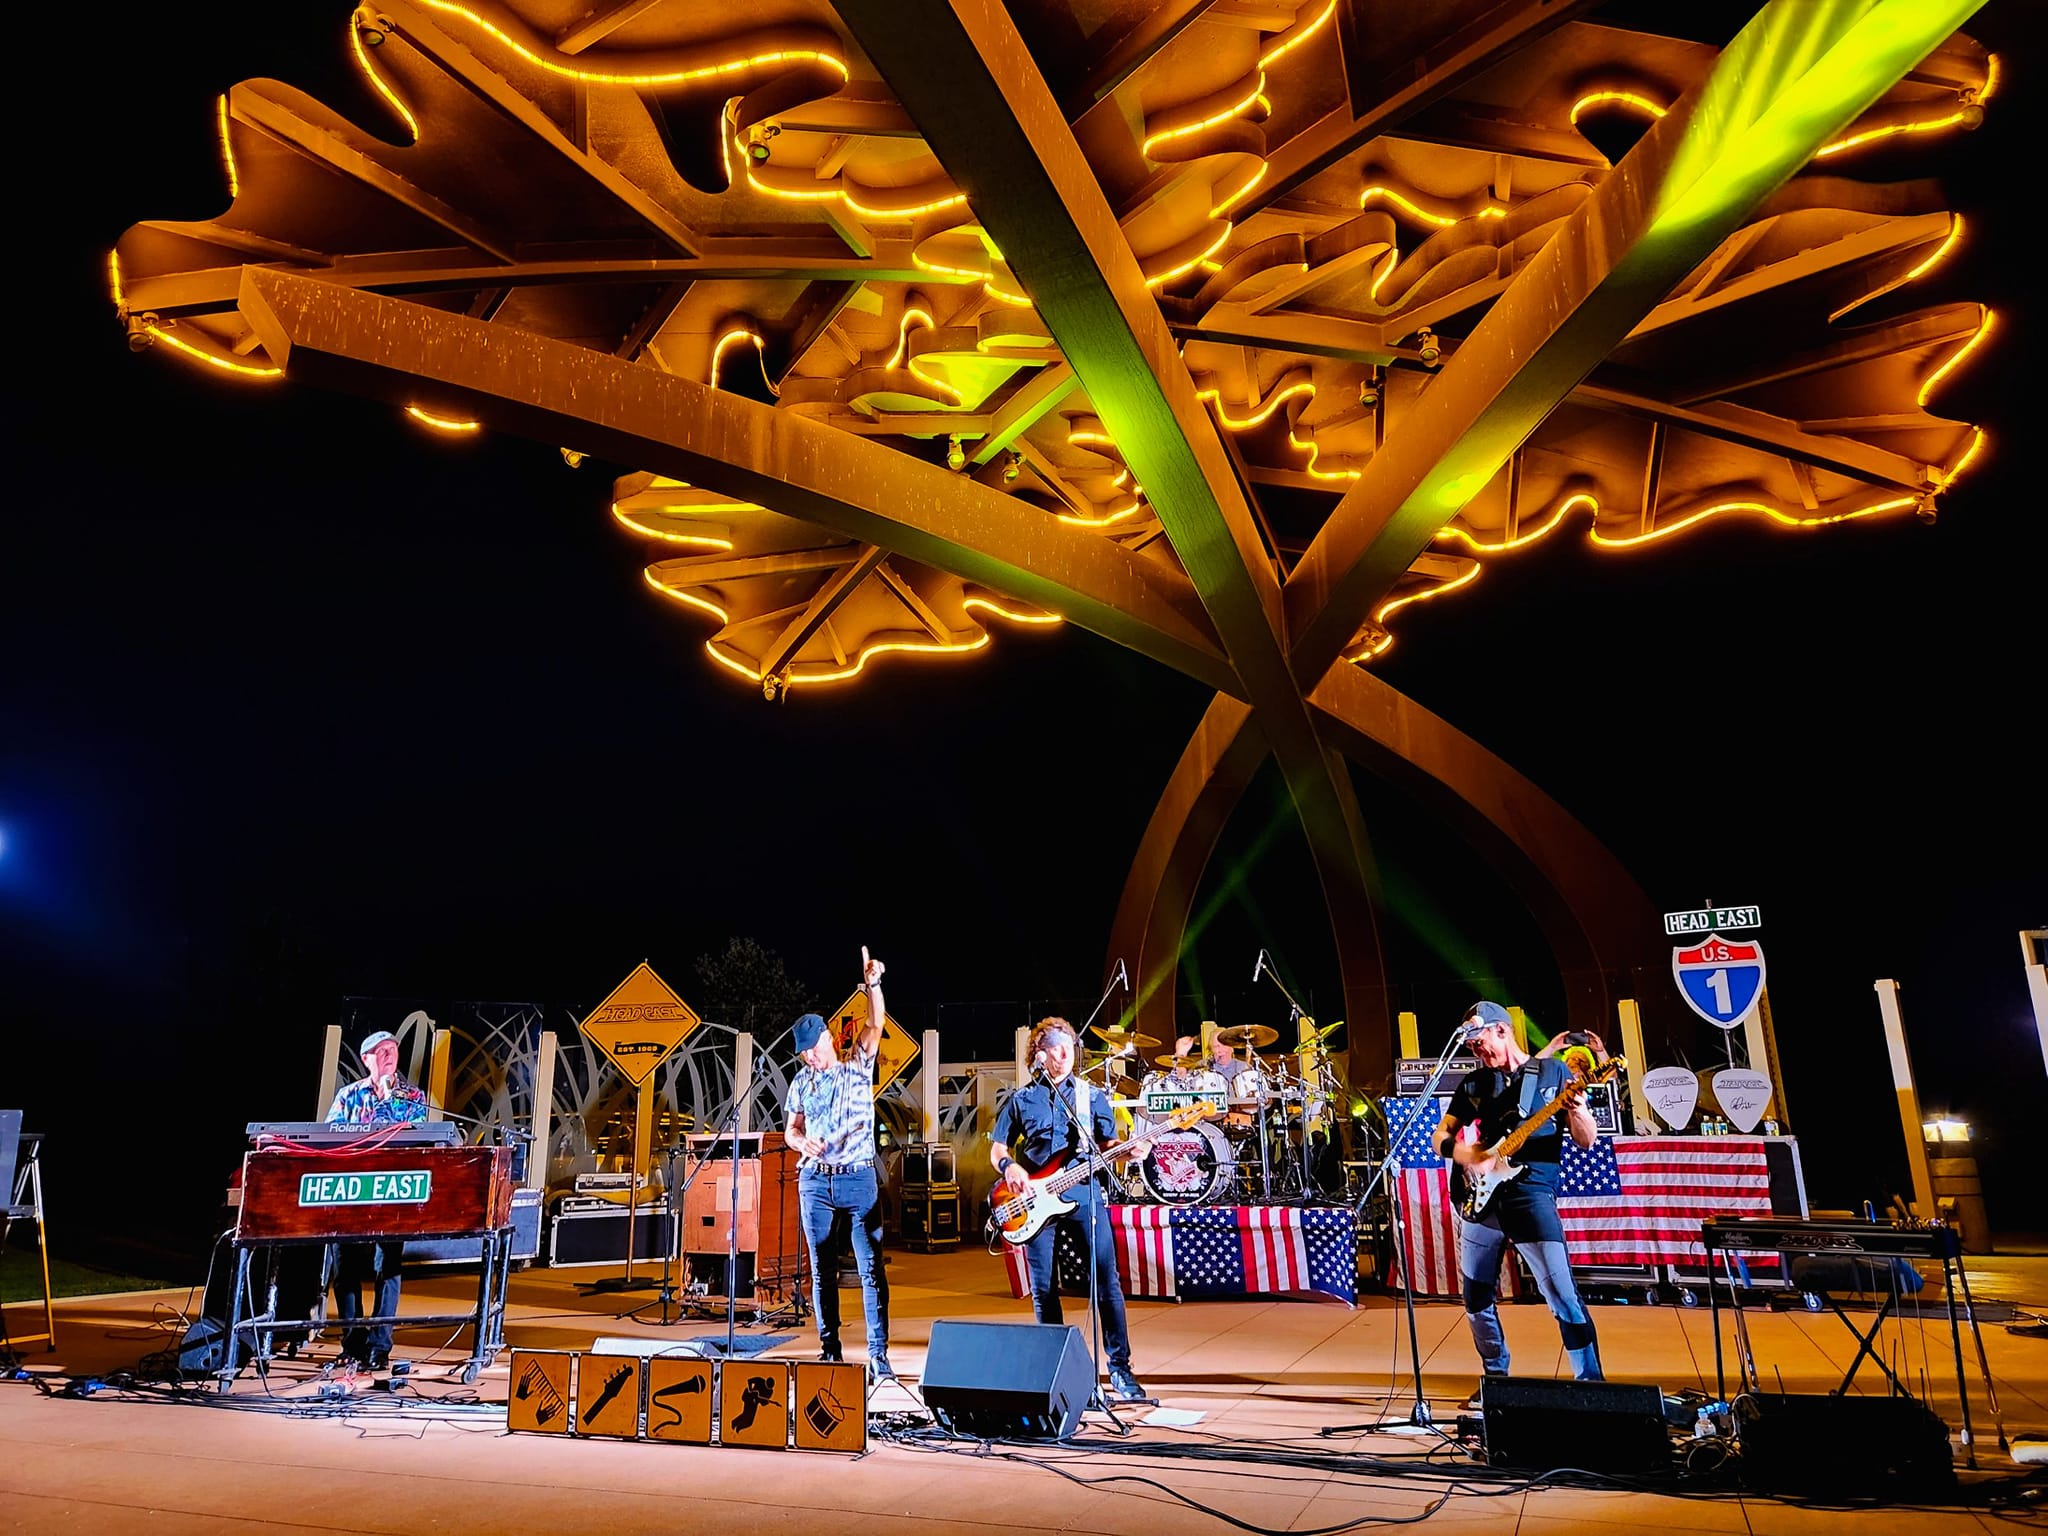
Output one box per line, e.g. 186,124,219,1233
1763,1117,1779,1137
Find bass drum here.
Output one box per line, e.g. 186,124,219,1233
1136,1120,1235,1205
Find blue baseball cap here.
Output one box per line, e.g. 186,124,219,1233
1463,1001,1512,1028
793,1013,827,1052
359,1030,398,1060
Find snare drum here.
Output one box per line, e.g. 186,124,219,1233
1136,1120,1234,1204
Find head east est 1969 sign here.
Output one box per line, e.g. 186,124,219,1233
578,961,701,1085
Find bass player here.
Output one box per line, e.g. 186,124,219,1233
1436,1001,1605,1398
990,1016,1150,1402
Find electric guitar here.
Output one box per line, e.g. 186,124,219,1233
1457,1056,1625,1221
988,1101,1219,1245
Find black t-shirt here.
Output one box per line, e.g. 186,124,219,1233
1445,1056,1574,1197
992,1079,1119,1176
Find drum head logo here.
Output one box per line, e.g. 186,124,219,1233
1671,935,1766,1030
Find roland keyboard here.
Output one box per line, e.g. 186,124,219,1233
1700,1215,1960,1260
245,1120,464,1148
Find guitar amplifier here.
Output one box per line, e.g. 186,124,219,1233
1394,1058,1475,1095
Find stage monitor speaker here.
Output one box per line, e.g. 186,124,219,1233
921,1319,1092,1441
177,1316,227,1376
1480,1377,1671,1473
1734,1392,1954,1496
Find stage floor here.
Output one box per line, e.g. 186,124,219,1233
3,1242,2044,1533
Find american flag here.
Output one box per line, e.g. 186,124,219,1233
1379,1096,1520,1298
1559,1136,1775,1267
1380,1099,1778,1291
1001,1205,1356,1304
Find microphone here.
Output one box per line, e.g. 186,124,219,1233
1252,949,1265,984
1115,958,1129,991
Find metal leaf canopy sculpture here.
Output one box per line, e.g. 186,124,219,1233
111,0,1996,1076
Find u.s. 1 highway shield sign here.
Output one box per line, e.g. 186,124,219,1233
1672,934,1766,1031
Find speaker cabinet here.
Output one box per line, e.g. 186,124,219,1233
1480,1377,1671,1473
921,1320,1093,1440
1735,1392,1954,1496
900,1184,961,1251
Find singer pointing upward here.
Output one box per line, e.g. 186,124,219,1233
784,947,892,1381
990,1017,1148,1402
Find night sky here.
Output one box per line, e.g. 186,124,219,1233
5,4,2042,1269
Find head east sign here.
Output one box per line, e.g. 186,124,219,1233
580,962,701,1085
1672,935,1767,1031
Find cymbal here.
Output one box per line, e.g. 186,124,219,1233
1301,1019,1342,1047
1152,1052,1207,1068
1215,1024,1280,1049
1090,1025,1160,1048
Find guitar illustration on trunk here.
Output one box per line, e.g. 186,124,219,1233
988,1101,1219,1245
1458,1057,1626,1221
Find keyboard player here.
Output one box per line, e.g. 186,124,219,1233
323,1030,430,1370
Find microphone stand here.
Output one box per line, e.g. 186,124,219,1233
1078,960,1130,1036
1251,956,1309,1204
622,1137,694,1325
1058,1072,1138,1435
1320,1025,1473,1438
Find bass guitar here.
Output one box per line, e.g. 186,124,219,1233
988,1101,1219,1245
1458,1056,1625,1221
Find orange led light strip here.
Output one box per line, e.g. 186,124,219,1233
405,405,481,432
1374,563,1481,623
1919,307,1994,407
349,16,421,140
1358,185,1507,228
963,595,1062,625
1564,82,1991,160
644,571,996,689
709,327,781,397
415,0,849,89
108,254,282,379
215,96,241,198
610,504,734,547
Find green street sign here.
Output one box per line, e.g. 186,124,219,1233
297,1170,432,1207
1663,905,1762,936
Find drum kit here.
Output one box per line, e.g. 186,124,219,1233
1083,1020,1348,1206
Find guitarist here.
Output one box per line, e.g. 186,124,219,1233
990,1017,1149,1403
1436,1001,1605,1394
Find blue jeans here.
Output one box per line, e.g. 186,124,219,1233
1019,1182,1131,1372
1457,1214,1602,1381
799,1166,888,1355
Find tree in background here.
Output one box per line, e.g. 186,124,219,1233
692,937,815,1042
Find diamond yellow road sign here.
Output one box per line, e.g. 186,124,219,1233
580,962,701,1086
824,989,919,1095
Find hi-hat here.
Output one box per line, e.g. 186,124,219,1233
1215,1024,1280,1050
1090,1025,1160,1048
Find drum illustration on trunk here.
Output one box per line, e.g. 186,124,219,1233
1136,1120,1234,1204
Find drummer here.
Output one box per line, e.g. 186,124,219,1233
1208,1038,1247,1087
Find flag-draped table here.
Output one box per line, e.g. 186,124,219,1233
1000,1204,1357,1304
1379,1097,1778,1298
